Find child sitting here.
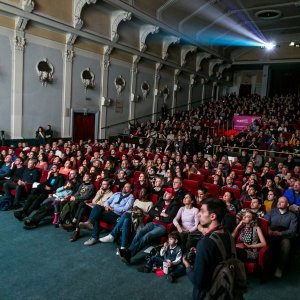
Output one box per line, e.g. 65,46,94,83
41,180,74,224
137,233,185,282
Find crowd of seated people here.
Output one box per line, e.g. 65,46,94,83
0,94,299,282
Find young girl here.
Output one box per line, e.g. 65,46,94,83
232,210,267,261
41,180,74,225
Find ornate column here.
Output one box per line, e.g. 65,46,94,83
216,84,220,101
188,75,195,110
129,55,140,121
171,69,180,115
99,46,112,139
10,17,28,139
152,63,162,122
61,38,75,138
201,78,206,104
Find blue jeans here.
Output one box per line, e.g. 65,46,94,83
128,222,167,257
111,212,131,248
89,205,118,238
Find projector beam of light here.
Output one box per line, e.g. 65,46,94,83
194,0,268,47
197,30,263,47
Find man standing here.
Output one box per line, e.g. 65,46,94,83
183,198,231,300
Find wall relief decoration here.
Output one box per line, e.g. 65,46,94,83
81,68,95,92
114,75,126,95
36,59,54,86
141,81,150,100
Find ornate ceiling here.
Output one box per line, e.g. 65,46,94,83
0,0,300,80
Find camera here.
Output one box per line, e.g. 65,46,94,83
186,250,196,265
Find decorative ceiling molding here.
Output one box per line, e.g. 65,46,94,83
22,0,35,12
208,58,223,77
66,33,78,45
15,16,29,31
139,25,159,52
162,35,180,60
73,0,97,30
218,63,231,75
196,52,211,72
181,45,197,67
110,10,132,42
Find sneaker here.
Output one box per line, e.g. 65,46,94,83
167,273,176,283
137,266,151,273
99,234,114,243
70,230,80,242
84,237,98,246
120,249,131,264
79,221,93,231
14,210,26,221
23,220,37,230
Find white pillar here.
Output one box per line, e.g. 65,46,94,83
171,69,180,115
216,85,220,101
99,47,112,139
61,46,74,138
152,63,162,122
129,55,140,121
201,79,206,103
11,31,26,139
188,75,195,110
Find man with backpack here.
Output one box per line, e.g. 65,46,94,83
183,198,247,300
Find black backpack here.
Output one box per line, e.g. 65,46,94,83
204,232,247,300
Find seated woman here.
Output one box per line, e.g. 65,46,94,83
99,188,153,251
232,210,267,262
173,192,199,253
133,172,150,195
222,191,237,213
195,187,208,207
263,189,278,213
36,153,48,171
59,160,72,177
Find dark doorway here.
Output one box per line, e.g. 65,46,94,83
73,112,95,142
239,84,251,97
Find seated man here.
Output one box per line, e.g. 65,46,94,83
59,173,96,232
23,180,74,230
264,196,298,278
1,158,40,209
14,164,65,221
82,182,134,246
68,178,113,242
283,180,300,212
0,154,12,181
172,177,187,203
236,198,264,222
120,187,179,264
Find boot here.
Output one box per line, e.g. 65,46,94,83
52,213,59,225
